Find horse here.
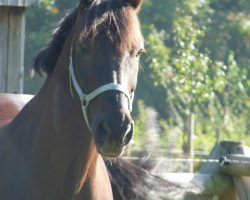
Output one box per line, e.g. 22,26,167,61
0,93,196,200
0,0,144,199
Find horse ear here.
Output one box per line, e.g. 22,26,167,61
126,0,142,11
79,0,93,9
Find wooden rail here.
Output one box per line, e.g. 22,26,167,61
160,173,234,198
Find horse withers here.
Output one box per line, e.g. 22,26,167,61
0,0,144,199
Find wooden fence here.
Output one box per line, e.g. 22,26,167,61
128,140,250,200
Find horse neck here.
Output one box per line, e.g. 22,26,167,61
32,40,102,190
4,38,105,198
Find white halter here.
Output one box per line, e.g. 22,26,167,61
69,48,134,131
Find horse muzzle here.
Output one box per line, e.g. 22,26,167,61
93,114,134,157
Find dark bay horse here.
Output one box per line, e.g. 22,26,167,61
0,0,145,199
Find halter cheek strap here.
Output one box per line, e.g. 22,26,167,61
69,48,134,132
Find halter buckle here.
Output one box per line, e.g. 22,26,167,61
80,95,89,108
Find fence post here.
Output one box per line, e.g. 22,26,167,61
0,0,42,93
186,112,195,173
199,141,238,200
219,141,250,200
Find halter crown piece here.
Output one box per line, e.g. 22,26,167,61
69,47,134,132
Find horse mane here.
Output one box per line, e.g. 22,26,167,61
33,0,143,75
33,8,78,75
105,158,179,200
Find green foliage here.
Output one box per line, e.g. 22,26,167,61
138,0,250,153
133,100,148,149
24,0,77,93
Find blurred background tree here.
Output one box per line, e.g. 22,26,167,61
24,0,250,156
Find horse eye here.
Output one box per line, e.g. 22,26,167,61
136,48,145,57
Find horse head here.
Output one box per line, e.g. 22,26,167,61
69,0,144,157
34,0,144,157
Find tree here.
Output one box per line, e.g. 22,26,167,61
139,0,250,150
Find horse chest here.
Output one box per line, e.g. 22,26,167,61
90,172,114,200
77,156,114,200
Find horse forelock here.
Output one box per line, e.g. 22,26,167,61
33,0,143,75
78,0,144,52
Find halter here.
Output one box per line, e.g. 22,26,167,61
68,47,134,132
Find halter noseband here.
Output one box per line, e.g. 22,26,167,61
69,48,134,132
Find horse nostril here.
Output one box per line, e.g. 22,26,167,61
123,122,134,146
96,120,111,144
